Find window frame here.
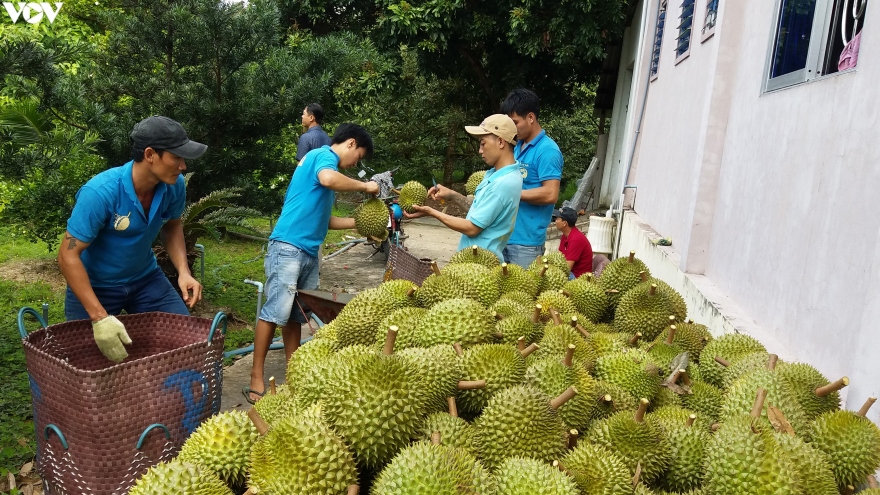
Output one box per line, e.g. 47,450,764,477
650,0,669,81
763,0,838,92
702,0,718,42
675,0,696,64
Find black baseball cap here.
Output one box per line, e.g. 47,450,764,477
130,116,207,160
552,206,578,226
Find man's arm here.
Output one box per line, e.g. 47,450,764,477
521,179,560,205
329,216,356,230
57,232,106,321
408,205,483,237
318,169,379,194
160,219,202,307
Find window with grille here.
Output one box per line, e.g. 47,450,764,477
676,0,696,58
704,0,719,34
651,1,668,78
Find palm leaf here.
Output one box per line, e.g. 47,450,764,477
0,99,53,147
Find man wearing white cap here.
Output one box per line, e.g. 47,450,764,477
406,114,523,261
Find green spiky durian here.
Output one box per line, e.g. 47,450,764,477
703,414,801,495
376,279,419,306
697,333,766,388
498,289,538,308
177,410,258,487
651,386,682,409
598,251,650,309
313,320,338,341
457,343,528,414
494,457,581,495
719,352,774,389
415,298,496,347
775,433,838,495
294,344,373,409
252,384,299,426
531,323,597,372
561,443,632,495
465,170,487,196
334,287,405,347
529,253,571,276
374,307,428,350
491,298,531,319
494,263,540,297
646,405,711,432
613,281,686,341
654,321,712,361
249,404,358,494
449,245,501,268
128,460,233,495
495,313,543,345
442,262,501,306
415,410,478,456
721,368,809,435
354,197,390,241
594,350,662,402
398,344,461,413
586,405,673,484
653,420,709,492
535,290,577,322
810,408,880,488
563,276,607,323
592,379,639,420
525,355,598,430
679,380,723,423
287,338,338,387
372,441,494,494
534,264,569,293
398,181,428,213
415,273,480,308
587,332,629,357
776,362,844,421
475,385,570,470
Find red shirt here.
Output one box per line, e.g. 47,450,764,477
559,227,593,278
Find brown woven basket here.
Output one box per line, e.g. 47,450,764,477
18,309,226,495
385,243,434,285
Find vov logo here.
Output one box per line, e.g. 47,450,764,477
3,2,63,24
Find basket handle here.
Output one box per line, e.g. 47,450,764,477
18,307,48,338
44,424,69,450
136,424,171,450
207,312,227,343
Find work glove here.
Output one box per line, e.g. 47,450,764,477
370,171,394,199
92,315,132,363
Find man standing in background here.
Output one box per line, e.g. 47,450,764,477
295,103,331,162
500,88,563,267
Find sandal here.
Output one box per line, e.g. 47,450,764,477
242,386,266,405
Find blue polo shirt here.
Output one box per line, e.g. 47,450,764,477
459,162,523,261
66,161,186,287
509,130,563,246
270,145,339,256
295,126,332,161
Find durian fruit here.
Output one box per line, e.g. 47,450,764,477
654,320,712,361
313,320,338,341
561,443,633,495
525,345,599,430
587,331,629,357
354,197,390,241
374,307,428,350
475,385,574,470
491,298,531,319
529,253,571,277
286,338,338,387
647,405,711,433
598,251,650,311
775,432,838,495
334,287,405,347
776,363,846,421
415,298,496,347
535,290,577,322
809,399,880,489
614,282,686,341
679,379,723,423
586,399,673,484
457,343,531,415
594,350,662,402
563,275,607,323
499,289,539,308
252,382,299,426
176,410,258,487
591,379,639,420
495,313,543,345
644,324,685,374
448,245,501,268
399,344,461,414
415,272,479,308
398,180,428,213
128,460,233,495
294,344,373,409
494,263,540,297
465,170,487,195
493,457,581,495
532,323,597,372
697,333,766,388
719,351,774,389
376,279,419,306
248,404,358,494
721,366,810,435
414,397,478,456
651,386,682,409
442,262,501,307
322,332,428,472
372,440,494,495
652,412,709,492
534,264,569,293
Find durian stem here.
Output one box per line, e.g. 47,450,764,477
562,290,572,297
553,460,571,476
368,235,382,243
679,369,693,386
668,315,677,325
634,398,649,423
815,377,849,397
750,388,768,418
766,354,778,370
568,429,579,449
574,322,591,339
448,397,459,417
639,271,648,282
521,343,540,358
243,489,257,495
550,386,578,410
688,318,695,324
269,376,276,395
649,284,657,296
431,431,441,445
668,369,683,385
247,408,269,435
406,287,416,298
843,486,855,495
858,397,877,417
563,344,576,367
586,273,594,281
628,332,643,346
502,263,509,276
602,394,613,404
453,343,463,356
605,289,620,295
532,305,543,324
430,261,441,276
868,475,878,488
711,423,721,432
457,380,487,390
494,331,504,340
687,414,696,427
714,356,731,367
550,308,562,325
383,326,399,356
628,250,636,263
540,265,549,277
666,325,677,345
347,485,360,495
472,246,479,256
517,336,525,351
494,312,503,321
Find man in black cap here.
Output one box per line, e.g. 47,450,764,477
57,116,207,363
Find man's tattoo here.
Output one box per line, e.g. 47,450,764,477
65,234,77,250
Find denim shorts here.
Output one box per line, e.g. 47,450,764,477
259,240,319,326
64,267,189,321
502,244,546,268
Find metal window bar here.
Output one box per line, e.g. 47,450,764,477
704,0,719,32
651,3,668,76
677,0,696,56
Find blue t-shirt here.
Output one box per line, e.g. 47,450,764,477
66,160,186,287
295,126,332,161
509,130,563,246
270,145,339,256
458,163,523,261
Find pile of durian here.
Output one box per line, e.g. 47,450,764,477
129,248,880,495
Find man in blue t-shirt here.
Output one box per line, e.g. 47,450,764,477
58,116,207,363
295,102,332,162
500,88,563,267
406,114,522,261
246,123,379,403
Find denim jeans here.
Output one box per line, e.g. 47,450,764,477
259,240,319,326
64,267,188,321
502,244,546,268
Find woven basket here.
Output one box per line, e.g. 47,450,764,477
18,309,227,495
384,243,434,285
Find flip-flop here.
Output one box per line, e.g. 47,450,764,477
242,386,266,405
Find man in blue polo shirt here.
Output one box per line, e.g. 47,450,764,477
246,123,379,403
500,88,563,267
295,102,332,162
58,116,207,363
406,114,522,261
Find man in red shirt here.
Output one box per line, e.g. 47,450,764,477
553,206,593,278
